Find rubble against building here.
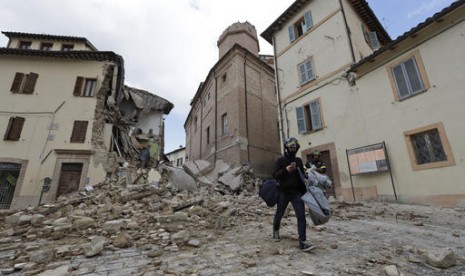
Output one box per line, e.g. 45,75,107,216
1,159,464,275
0,159,262,274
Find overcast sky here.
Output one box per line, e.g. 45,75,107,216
0,0,457,152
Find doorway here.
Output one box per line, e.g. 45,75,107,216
56,163,83,199
305,149,336,198
0,163,21,209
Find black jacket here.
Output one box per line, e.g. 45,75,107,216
272,155,306,194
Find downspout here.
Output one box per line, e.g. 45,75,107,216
339,0,356,63
272,36,286,144
199,100,203,159
214,71,218,164
243,51,250,163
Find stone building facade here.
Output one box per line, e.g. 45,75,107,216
184,22,281,178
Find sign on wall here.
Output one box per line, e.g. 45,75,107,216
347,142,388,175
345,141,397,202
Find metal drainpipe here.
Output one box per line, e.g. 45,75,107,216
214,71,218,164
199,96,203,159
272,36,286,145
243,51,250,163
339,0,356,63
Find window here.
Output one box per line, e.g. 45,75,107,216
404,123,455,170
70,121,88,143
10,72,39,94
296,98,323,134
62,44,74,51
298,58,315,85
19,41,32,49
194,116,198,132
206,126,210,145
222,113,229,135
4,117,25,141
361,24,379,50
288,10,313,43
176,158,183,167
40,43,53,51
73,77,97,97
388,50,430,101
220,72,228,88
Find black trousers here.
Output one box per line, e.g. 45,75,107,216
273,191,307,242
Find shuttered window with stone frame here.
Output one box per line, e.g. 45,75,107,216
70,121,88,143
73,77,97,97
10,72,39,94
4,117,25,141
296,98,323,134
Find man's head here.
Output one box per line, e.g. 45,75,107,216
284,137,300,155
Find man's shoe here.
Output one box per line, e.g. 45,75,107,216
273,230,280,241
299,241,316,252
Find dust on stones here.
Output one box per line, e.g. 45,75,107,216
0,159,464,275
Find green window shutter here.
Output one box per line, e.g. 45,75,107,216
296,106,307,133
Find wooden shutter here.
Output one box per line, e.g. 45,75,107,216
305,60,314,81
369,32,379,50
303,10,313,32
299,63,307,84
70,121,88,143
73,77,84,96
392,64,409,99
296,106,307,133
288,25,295,43
4,117,25,141
10,73,24,93
23,72,39,94
309,100,322,130
404,58,424,93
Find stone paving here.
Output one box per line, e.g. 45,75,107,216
28,202,463,276
1,164,465,276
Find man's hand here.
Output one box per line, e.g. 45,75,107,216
286,162,296,172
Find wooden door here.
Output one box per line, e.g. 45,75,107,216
56,163,83,199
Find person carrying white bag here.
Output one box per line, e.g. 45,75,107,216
300,165,331,226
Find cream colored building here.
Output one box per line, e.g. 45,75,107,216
262,0,465,207
185,22,281,178
0,32,172,209
165,147,186,168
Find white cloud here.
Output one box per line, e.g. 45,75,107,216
407,0,450,18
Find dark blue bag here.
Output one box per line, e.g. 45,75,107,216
259,179,279,207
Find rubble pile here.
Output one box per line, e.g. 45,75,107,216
0,161,261,275
0,159,464,275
